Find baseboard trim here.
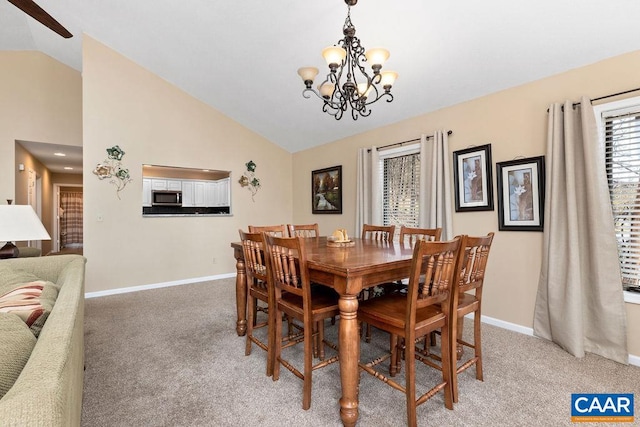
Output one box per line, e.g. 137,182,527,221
84,273,236,299
475,313,640,367
84,276,640,367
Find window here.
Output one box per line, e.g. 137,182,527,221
379,146,421,231
595,96,640,295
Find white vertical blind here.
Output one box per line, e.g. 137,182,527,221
381,152,420,231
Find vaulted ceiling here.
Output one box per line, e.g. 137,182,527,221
3,0,640,155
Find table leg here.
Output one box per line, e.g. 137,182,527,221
338,294,359,427
234,250,247,337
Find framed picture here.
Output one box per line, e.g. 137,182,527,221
496,156,545,231
453,144,494,212
312,165,342,214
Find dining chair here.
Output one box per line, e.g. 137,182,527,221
451,232,494,403
287,223,320,238
248,224,288,237
372,226,444,360
263,234,340,410
358,236,464,426
399,226,442,247
238,229,273,376
385,226,443,296
361,224,396,242
360,224,396,342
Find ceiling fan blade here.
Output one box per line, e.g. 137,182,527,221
8,0,73,38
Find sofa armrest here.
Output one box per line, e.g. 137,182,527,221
0,255,86,426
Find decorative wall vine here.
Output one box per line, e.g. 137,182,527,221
238,160,261,201
93,145,132,199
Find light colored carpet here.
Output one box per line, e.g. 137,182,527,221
81,278,640,426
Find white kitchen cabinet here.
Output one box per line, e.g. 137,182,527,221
167,180,182,191
151,179,167,191
182,181,195,207
205,181,216,207
216,178,230,206
193,181,206,206
142,178,152,206
151,179,181,191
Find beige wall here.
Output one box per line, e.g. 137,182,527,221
0,52,82,202
14,143,55,254
292,50,640,357
82,37,292,292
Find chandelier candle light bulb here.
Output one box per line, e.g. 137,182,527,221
297,0,397,120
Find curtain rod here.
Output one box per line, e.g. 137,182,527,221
548,87,640,112
367,130,453,153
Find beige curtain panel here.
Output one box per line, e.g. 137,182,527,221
534,97,628,364
419,131,453,240
355,146,380,234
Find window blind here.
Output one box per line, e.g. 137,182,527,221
604,110,640,291
381,153,420,231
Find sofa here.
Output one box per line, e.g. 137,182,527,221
0,254,86,426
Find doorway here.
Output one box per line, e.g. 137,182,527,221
53,184,83,254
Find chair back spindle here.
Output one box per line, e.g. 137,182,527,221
361,224,396,242
287,223,320,238
399,226,442,247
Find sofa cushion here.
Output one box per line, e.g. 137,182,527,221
0,281,58,337
0,313,37,399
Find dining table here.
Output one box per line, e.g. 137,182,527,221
231,236,417,426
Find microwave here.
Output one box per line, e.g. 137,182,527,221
152,190,182,206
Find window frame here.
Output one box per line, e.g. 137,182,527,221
594,96,640,305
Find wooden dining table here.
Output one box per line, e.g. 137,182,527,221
230,236,416,426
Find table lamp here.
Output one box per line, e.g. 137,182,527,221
0,205,51,259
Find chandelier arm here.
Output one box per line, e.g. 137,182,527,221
362,90,393,107
301,88,325,101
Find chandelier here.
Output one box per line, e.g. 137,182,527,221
297,0,398,121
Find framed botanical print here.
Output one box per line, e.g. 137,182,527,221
496,156,545,231
312,165,342,214
453,144,494,212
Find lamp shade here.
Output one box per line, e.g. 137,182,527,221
297,67,319,83
318,82,335,99
322,46,347,67
0,205,51,242
380,71,398,88
364,48,390,68
357,82,373,98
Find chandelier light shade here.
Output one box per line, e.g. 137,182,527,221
0,205,51,259
298,0,397,120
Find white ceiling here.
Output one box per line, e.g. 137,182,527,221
4,0,640,162
17,140,82,174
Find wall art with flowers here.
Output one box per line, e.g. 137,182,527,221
238,160,261,201
93,145,132,199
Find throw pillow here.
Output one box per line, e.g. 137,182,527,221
0,312,37,399
0,281,58,337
